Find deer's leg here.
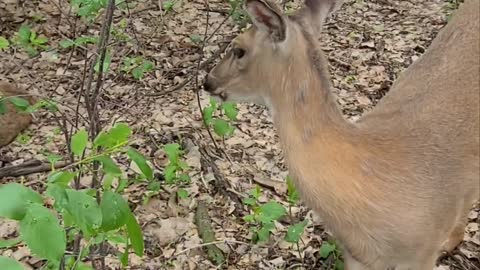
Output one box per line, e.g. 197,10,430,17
440,203,471,252
343,250,368,270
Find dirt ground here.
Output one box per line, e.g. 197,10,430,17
0,0,478,269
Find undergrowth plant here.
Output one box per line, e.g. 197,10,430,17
203,98,238,139
0,123,150,270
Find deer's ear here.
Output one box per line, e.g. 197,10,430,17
304,0,343,33
245,0,286,42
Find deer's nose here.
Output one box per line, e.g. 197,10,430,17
203,78,214,92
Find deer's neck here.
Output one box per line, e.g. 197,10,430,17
266,65,384,228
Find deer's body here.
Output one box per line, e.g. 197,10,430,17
0,81,34,148
204,0,479,268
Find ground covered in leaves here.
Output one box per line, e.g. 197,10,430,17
0,0,478,269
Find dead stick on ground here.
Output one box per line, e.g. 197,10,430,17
195,200,226,266
0,160,69,178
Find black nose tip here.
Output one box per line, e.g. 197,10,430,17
203,79,212,92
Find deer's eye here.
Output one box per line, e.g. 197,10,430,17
233,48,245,59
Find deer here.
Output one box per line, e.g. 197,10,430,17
0,81,34,148
202,0,479,268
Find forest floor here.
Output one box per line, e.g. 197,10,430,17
0,0,478,269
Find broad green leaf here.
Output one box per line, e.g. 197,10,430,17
212,119,234,137
256,221,275,242
285,220,308,243
94,123,131,148
164,164,177,184
319,242,336,258
47,171,76,186
34,36,48,45
0,256,25,270
0,183,43,220
176,189,188,199
71,128,88,157
142,60,154,72
75,263,94,270
163,143,181,163
95,156,122,176
189,34,202,44
202,105,215,125
0,237,21,248
45,183,69,211
125,212,144,256
0,37,9,50
258,201,286,224
221,102,238,121
59,39,75,48
100,191,130,231
19,204,66,262
8,97,30,111
65,189,102,236
335,260,344,270
17,25,31,43
127,148,153,180
243,214,255,223
242,197,256,206
131,66,144,79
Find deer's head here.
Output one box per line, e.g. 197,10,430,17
203,0,343,105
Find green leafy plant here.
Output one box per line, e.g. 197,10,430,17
319,240,344,270
162,0,178,13
12,25,49,56
203,98,238,138
59,36,97,49
243,186,287,243
71,0,107,21
0,36,9,50
122,56,154,80
163,143,190,185
0,123,153,269
228,0,249,25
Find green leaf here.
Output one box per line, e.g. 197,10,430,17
95,156,122,176
0,37,10,50
256,221,275,242
189,34,202,44
0,256,25,270
0,238,21,249
242,197,256,206
46,183,69,211
163,143,181,163
19,204,66,262
131,66,144,79
335,260,344,270
17,25,31,43
212,119,234,137
127,148,153,180
34,36,48,45
8,97,30,111
47,171,76,186
100,191,130,231
94,50,112,73
286,176,300,205
0,183,43,220
220,102,238,121
202,105,215,125
164,164,177,184
319,242,336,258
176,189,188,199
59,39,75,48
243,214,255,223
125,212,144,256
65,189,102,236
94,123,131,148
258,201,286,224
285,220,308,243
71,128,88,157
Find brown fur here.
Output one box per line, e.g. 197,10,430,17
204,0,480,269
0,81,34,148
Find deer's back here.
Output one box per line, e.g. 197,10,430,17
358,0,479,168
